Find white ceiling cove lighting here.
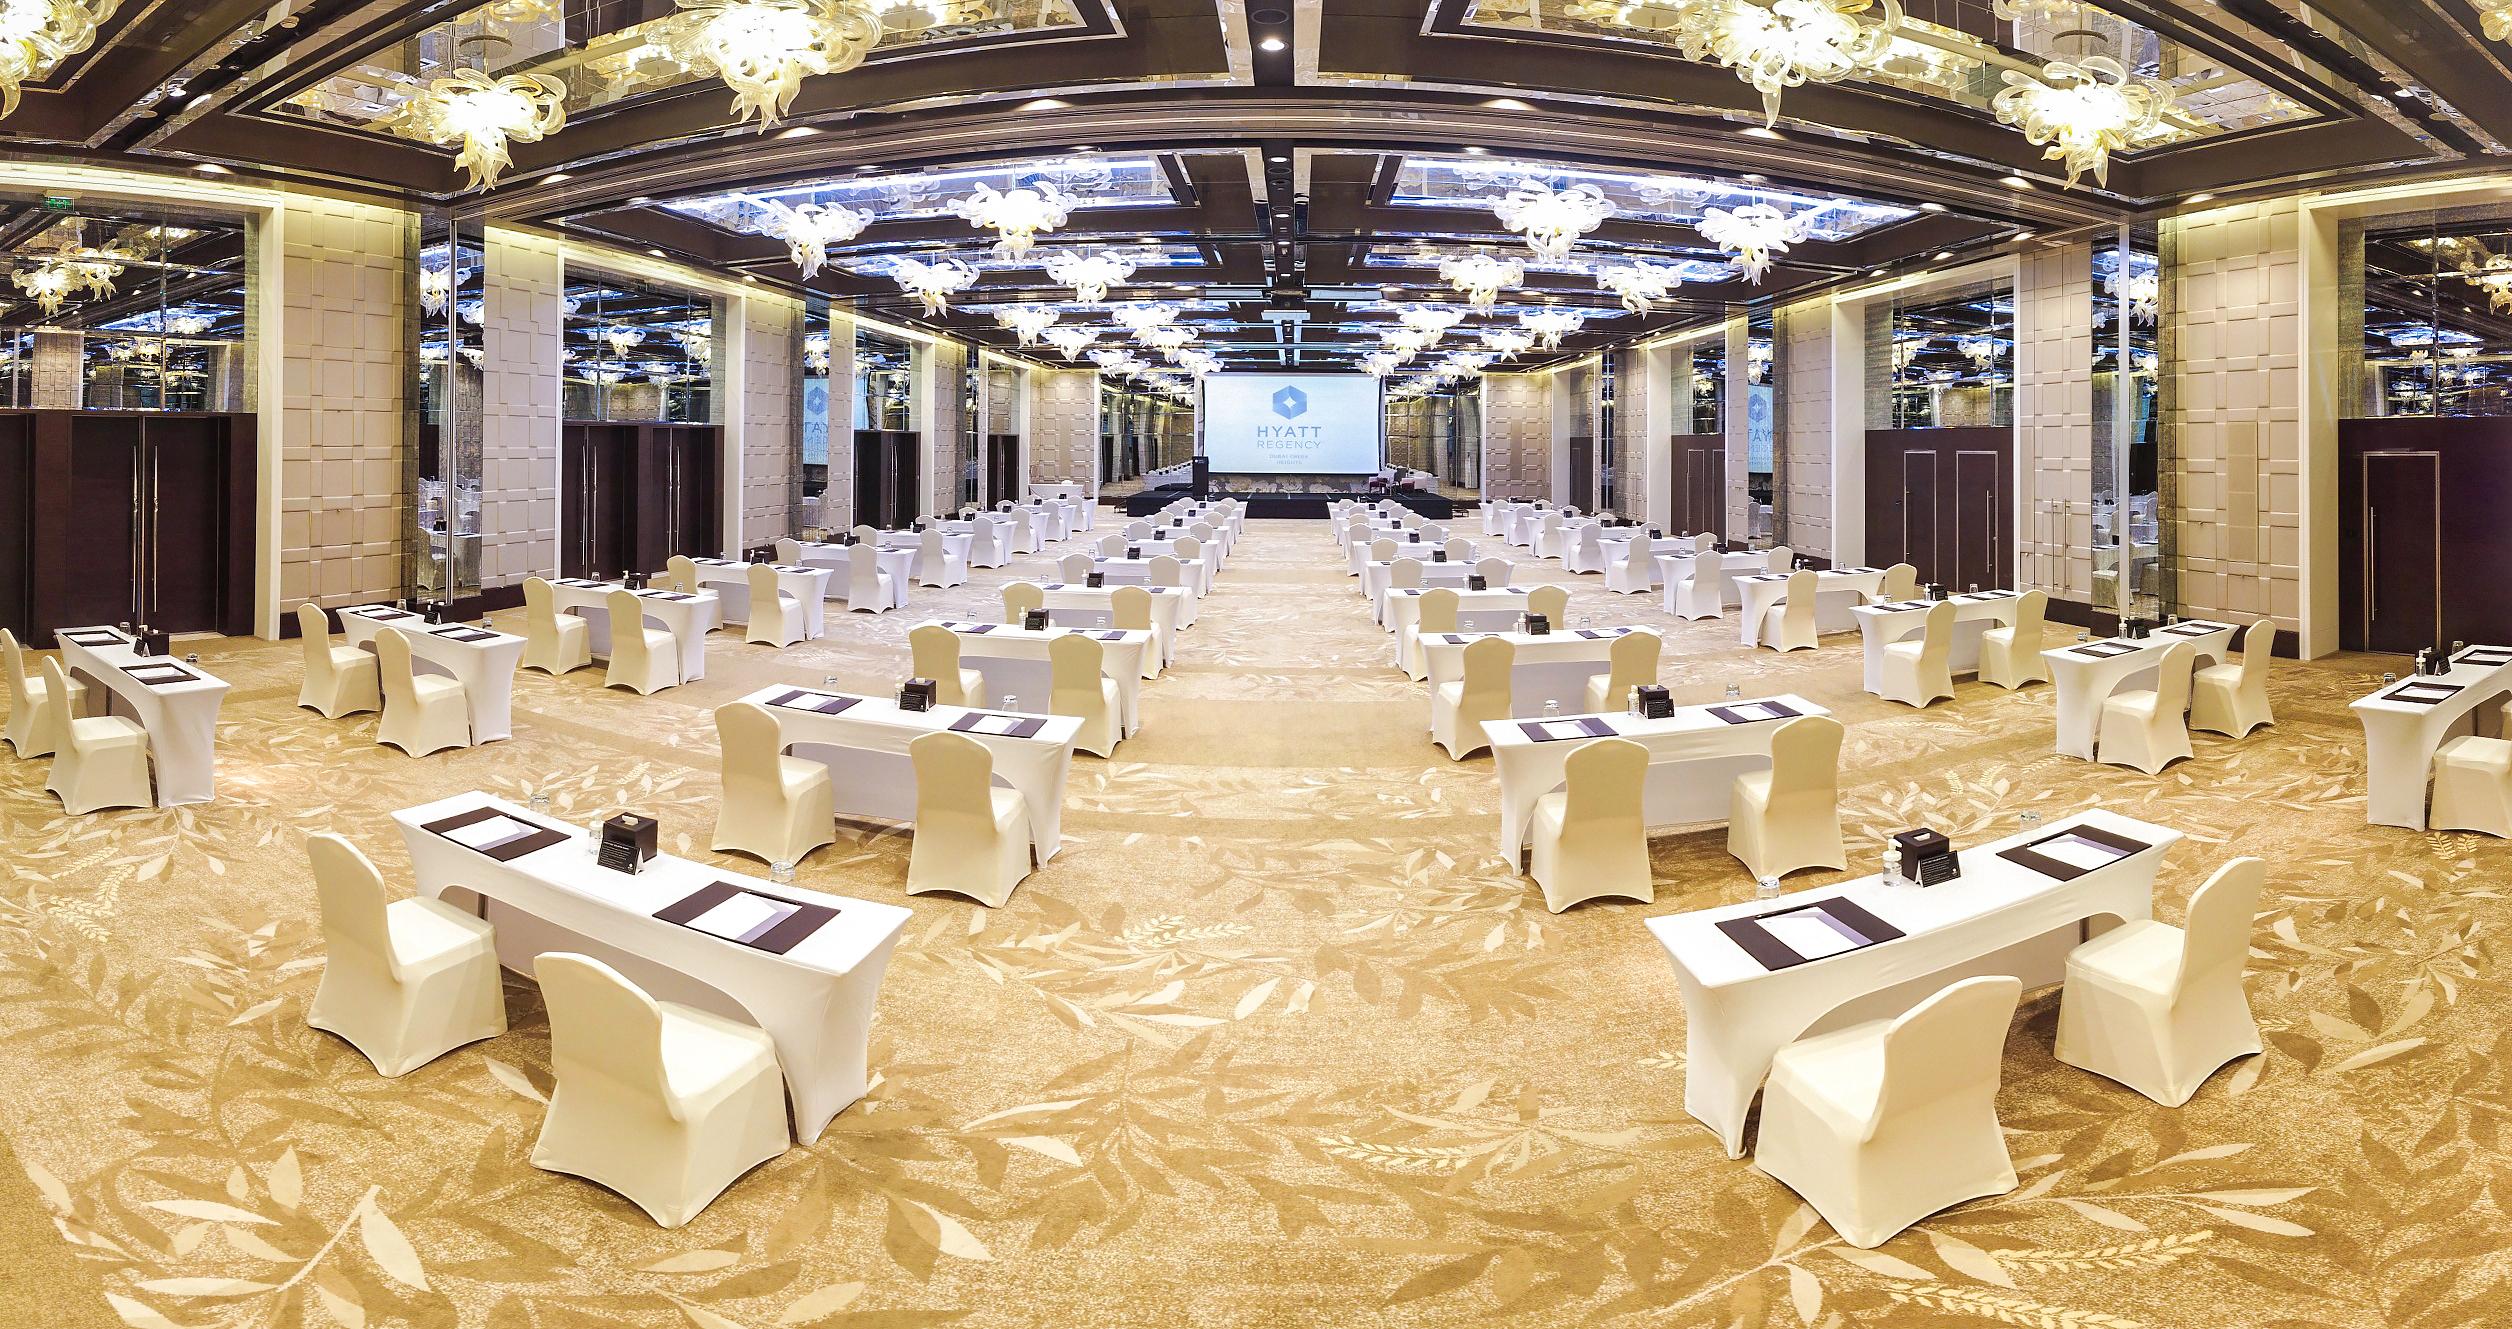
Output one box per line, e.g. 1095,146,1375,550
1696,202,1808,282
1491,177,1615,260
0,0,118,120
1520,308,1585,350
1041,325,1099,359
1685,0,1904,128
757,197,872,278
1478,327,1535,360
891,255,978,314
947,181,1076,258
1044,249,1136,303
994,305,1062,345
1993,55,2174,188
665,0,883,129
1438,252,1525,312
390,70,568,191
1595,257,1685,314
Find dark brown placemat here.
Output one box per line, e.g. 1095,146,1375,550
768,689,862,715
950,712,1046,739
2384,681,2464,705
2071,641,2139,658
1716,898,1906,971
653,881,836,955
422,805,570,862
124,663,198,687
1709,700,1801,724
1517,716,1614,742
1997,822,2154,881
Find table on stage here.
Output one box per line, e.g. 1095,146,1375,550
51,625,231,806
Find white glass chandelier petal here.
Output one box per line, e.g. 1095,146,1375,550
1399,307,1465,347
1992,55,2173,188
666,0,882,130
1111,303,1178,333
756,198,872,279
0,0,119,120
947,182,1076,259
1138,325,1197,358
1519,309,1586,350
804,332,831,372
1381,327,1433,358
390,69,568,191
2106,268,2159,324
1041,325,1100,359
1491,179,1615,261
993,305,1061,345
1478,328,1535,361
1357,351,1402,378
601,326,645,356
2467,256,2512,315
1438,253,1525,313
1696,202,1807,283
1686,0,1904,128
1044,250,1136,304
1595,258,1684,315
891,256,977,315
2486,0,2512,42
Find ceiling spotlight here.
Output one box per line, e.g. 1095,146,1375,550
1023,98,1069,110
1462,146,1489,155
1932,250,1952,260
2002,175,2032,189
775,125,822,138
1484,97,1532,110
541,172,572,184
1740,173,1767,184
2184,192,2215,205
1258,35,1285,52
1919,202,1946,212
630,195,653,205
649,248,669,258
1740,127,1782,141
194,162,232,174
1267,154,1287,163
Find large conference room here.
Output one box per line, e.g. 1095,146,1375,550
0,1,2506,1325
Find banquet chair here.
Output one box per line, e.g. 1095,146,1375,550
530,953,790,1230
666,555,701,597
2430,736,2512,837
1111,586,1153,631
1189,522,1216,545
1565,524,1607,575
1761,569,1820,652
1057,552,1094,582
1369,538,1398,565
1002,581,1045,625
2096,641,2196,774
297,602,383,717
2190,618,2276,737
1673,560,1723,621
38,656,151,814
711,700,837,865
1419,522,1447,543
1475,556,1511,588
965,517,1006,569
2057,856,2265,1107
1977,589,2050,689
1876,563,1919,602
1124,520,1154,540
911,624,988,708
917,527,968,589
374,631,471,756
1,627,85,757
1146,555,1183,588
1417,588,1461,636
1432,636,1514,760
1878,601,1956,708
303,832,504,1078
1097,533,1129,557
1535,511,1566,560
519,580,592,678
1446,537,1476,563
604,590,680,694
848,543,898,614
1527,737,1653,913
852,524,880,548
1727,715,1847,882
773,537,804,564
1753,975,2024,1249
1390,557,1424,591
1526,584,1569,627
744,564,808,648
1582,627,1661,714
1606,534,1655,595
907,731,1034,908
1766,545,1794,574
1048,632,1123,757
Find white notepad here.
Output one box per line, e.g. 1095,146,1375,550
687,892,790,941
1540,721,1591,740
2036,834,2129,871
967,715,1026,735
1729,702,1781,721
445,816,537,850
1763,911,1861,960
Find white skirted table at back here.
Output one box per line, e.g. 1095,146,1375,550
1418,627,1655,716
684,560,834,638
784,541,915,603
546,580,720,681
925,621,1153,732
1387,586,1531,676
52,625,231,806
1030,584,1188,668
338,607,525,742
1092,555,1214,596
2042,622,2240,760
2353,647,2512,829
1736,568,1888,646
1852,593,2024,693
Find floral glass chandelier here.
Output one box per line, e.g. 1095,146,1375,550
1399,307,1465,347
1520,308,1586,350
1439,252,1525,313
1684,0,1904,128
1959,335,1999,369
1175,348,1222,376
2107,268,2159,323
419,263,458,317
390,70,568,191
994,305,1061,345
1697,202,1808,282
1491,178,1615,261
1440,350,1496,378
947,182,1076,258
1992,55,2173,188
1111,302,1178,334
1139,324,1198,359
757,198,872,278
1595,258,1684,314
0,0,118,119
2485,0,2512,42
804,332,831,372
2468,256,2512,315
601,325,645,356
1357,351,1403,377
1041,325,1099,359
1044,250,1135,304
891,255,977,314
1478,327,1536,360
664,0,883,129
674,329,713,362
162,313,213,337
1088,347,1149,378
12,256,117,316
1380,327,1434,358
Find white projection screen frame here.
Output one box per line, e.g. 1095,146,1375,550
1200,374,1383,475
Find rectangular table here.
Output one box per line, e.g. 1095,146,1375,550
1090,555,1213,597
687,559,834,638
546,579,719,682
52,626,231,806
927,621,1151,733
339,606,526,742
1658,551,1777,612
1034,583,1188,668
1388,586,1531,677
785,541,914,604
1365,559,1491,622
1736,568,1888,646
2352,648,2512,828
2042,621,2239,760
395,793,910,1143
1418,627,1654,717
1648,809,2180,1156
1483,693,1828,862
1851,593,2023,694
1348,535,1442,576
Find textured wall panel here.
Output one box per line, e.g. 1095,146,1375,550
479,229,561,589
1027,367,1099,488
1778,300,1833,559
277,194,408,611
1481,372,1550,499
2016,242,2097,604
743,296,803,542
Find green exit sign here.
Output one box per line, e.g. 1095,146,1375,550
41,195,72,211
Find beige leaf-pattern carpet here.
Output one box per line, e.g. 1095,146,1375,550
0,518,2503,1329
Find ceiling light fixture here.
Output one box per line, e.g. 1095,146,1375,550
1139,324,1198,358
1993,55,2173,187
1399,306,1465,347
1918,201,1946,212
1492,177,1615,260
664,0,882,130
389,69,568,191
1258,35,1284,52
1595,257,1684,314
1439,252,1524,312
994,305,1061,345
1685,0,1903,128
0,0,117,119
1520,308,1585,350
1112,302,1179,334
890,255,978,315
12,257,117,316
2483,1,2511,42
1478,327,1535,361
948,181,1076,258
194,162,232,174
1697,202,1808,283
755,197,872,278
1041,325,1099,359
1357,351,1403,377
1044,249,1137,303
602,325,645,356
2107,268,2159,324
2184,192,2215,205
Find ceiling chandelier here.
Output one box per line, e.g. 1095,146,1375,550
1441,350,1496,377
757,198,872,279
1520,308,1586,350
1041,325,1099,359
675,329,713,361
2468,256,2512,315
664,0,882,129
1696,202,1807,283
2485,0,2512,42
1959,335,1999,369
1358,352,1403,377
947,182,1076,259
891,256,977,315
1993,55,2173,188
162,313,213,337
1683,0,1904,129
390,70,568,191
1439,253,1525,313
1111,303,1178,334
1491,178,1615,261
1399,307,1465,347
1381,328,1434,358
601,325,645,356
12,257,118,316
1479,328,1535,360
0,0,117,119
804,332,831,372
1892,337,1923,372
994,305,1061,345
1089,347,1150,378
1175,348,1222,376
2106,268,2159,323
1139,325,1198,358
1595,258,1685,314
419,264,457,317
1044,250,1136,304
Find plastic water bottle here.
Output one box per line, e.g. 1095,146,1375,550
823,676,838,691
528,792,551,816
1004,693,1021,713
1756,875,1781,900
1725,683,1742,701
771,860,795,886
1543,700,1561,720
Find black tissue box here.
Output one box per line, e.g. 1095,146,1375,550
1023,608,1050,631
1647,527,1661,539
1126,546,1141,559
1925,583,1948,602
899,677,937,712
1892,828,1960,885
1433,551,1447,563
1636,683,1673,719
2123,618,2153,640
1523,613,1551,636
1086,571,1105,588
1468,574,1487,591
136,628,170,658
624,570,649,590
599,813,658,874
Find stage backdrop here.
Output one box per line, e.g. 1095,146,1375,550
1202,374,1381,475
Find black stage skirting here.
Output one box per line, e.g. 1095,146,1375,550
1121,485,1458,519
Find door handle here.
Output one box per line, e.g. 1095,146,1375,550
2366,507,2378,621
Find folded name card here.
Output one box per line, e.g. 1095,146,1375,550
1575,629,1628,640
767,689,862,715
2071,641,2140,658
951,712,1047,739
2385,681,2463,705
1519,716,1613,742
1710,700,1801,724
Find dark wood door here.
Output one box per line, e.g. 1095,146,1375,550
644,424,719,567
1668,434,1725,540
562,425,633,579
145,418,231,633
1566,434,1594,510
1866,427,2013,590
986,434,1020,507
1900,450,1938,580
2360,451,2440,655
1952,448,2004,594
851,431,921,528
65,414,141,629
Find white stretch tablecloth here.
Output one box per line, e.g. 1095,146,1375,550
783,542,914,606
1116,538,1223,573
2352,648,2512,828
395,792,909,1143
1483,693,1828,860
1419,627,1653,717
1735,568,1888,646
1348,535,1443,576
1033,584,1186,670
1658,551,1773,611
547,579,719,682
735,685,1080,863
1387,587,1531,676
1648,808,2181,1156
1365,559,1493,623
53,626,229,806
339,606,526,742
2042,621,2238,759
1147,525,1234,563
928,620,1150,733
1090,556,1213,597
1851,593,2021,694
687,560,834,638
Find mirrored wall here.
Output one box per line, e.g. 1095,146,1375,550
1745,308,1777,542
563,273,717,423
413,215,481,601
0,201,250,410
1386,381,1480,492
2094,232,2163,620
1885,283,2014,430
2356,215,2512,419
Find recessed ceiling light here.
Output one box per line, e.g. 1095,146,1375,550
1919,202,1946,212
775,127,820,140
2392,87,2417,99
541,172,571,184
1741,173,1766,184
2002,175,2032,189
1070,145,1097,153
1023,99,1068,111
2014,230,2035,241
629,196,652,205
194,162,231,174
649,248,668,258
1462,146,1488,155
1485,98,1532,110
2184,192,2215,204
1266,154,1288,163
742,274,759,283
1933,250,1952,260
1259,36,1285,52
1740,126,1782,141
1135,235,1158,243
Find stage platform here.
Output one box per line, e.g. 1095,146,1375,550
1120,486,1460,520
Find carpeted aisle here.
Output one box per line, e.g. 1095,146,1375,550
0,517,2491,1328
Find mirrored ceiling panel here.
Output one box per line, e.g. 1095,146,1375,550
1387,155,1919,242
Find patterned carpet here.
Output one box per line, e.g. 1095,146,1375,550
0,519,2497,1329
